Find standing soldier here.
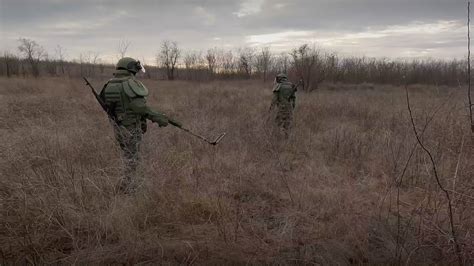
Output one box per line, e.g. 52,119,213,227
269,73,298,135
99,57,181,193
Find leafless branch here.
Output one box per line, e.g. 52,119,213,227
117,39,131,59
158,40,180,80
405,84,463,265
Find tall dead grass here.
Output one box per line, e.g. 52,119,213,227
0,77,472,264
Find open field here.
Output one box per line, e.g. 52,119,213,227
0,77,473,264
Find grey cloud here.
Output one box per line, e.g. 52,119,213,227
0,0,468,62
242,0,465,32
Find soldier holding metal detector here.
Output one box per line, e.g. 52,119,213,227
84,57,225,193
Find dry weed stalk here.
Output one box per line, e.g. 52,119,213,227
405,84,463,265
391,87,459,263
469,1,474,133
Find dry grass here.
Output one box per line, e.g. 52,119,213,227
0,77,473,264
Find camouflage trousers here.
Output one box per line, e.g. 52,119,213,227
114,125,143,193
275,106,294,134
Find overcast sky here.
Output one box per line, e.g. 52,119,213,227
0,0,468,64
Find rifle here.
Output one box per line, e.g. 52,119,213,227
83,77,116,121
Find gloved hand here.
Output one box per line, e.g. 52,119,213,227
156,118,169,127
154,116,169,127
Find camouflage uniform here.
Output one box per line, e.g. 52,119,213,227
99,57,180,193
269,74,297,134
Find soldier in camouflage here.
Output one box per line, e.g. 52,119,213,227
99,57,181,193
269,73,297,135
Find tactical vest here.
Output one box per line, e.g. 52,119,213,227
102,72,149,127
274,81,296,104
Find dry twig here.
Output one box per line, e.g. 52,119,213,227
405,85,463,265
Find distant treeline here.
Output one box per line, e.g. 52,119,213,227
0,38,467,90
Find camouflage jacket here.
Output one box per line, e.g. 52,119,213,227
270,81,297,111
99,70,169,130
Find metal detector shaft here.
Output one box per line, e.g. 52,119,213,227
173,125,226,146
179,127,213,144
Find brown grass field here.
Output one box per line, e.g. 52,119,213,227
0,77,473,264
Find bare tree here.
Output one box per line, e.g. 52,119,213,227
273,52,290,75
79,53,87,76
291,44,314,90
3,51,20,78
256,47,272,82
55,45,67,75
184,51,198,80
17,38,46,77
79,51,100,77
206,48,217,77
238,47,255,79
117,39,131,59
183,50,207,80
2,52,11,77
44,53,57,76
291,44,326,91
325,53,339,81
184,51,197,70
159,40,180,80
221,50,235,76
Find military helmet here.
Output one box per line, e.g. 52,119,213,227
276,73,288,83
116,57,145,74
